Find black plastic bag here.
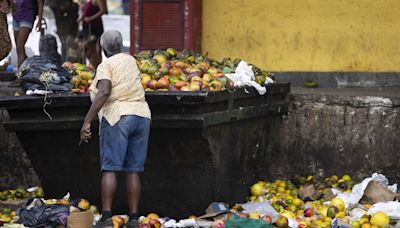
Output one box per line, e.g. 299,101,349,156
19,56,72,92
39,34,61,65
17,198,70,227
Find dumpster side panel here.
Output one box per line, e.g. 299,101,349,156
15,131,101,200
141,128,215,218
0,85,290,218
205,115,283,205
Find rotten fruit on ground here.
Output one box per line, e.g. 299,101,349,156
140,224,151,228
370,212,389,227
275,215,288,227
304,207,314,217
249,211,260,219
0,215,12,223
0,187,44,201
326,206,339,218
78,199,90,210
250,182,265,197
56,198,69,205
112,215,126,228
149,219,161,228
260,214,272,224
147,213,160,220
330,198,345,212
351,220,361,228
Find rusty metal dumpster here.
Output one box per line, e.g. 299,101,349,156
0,83,290,218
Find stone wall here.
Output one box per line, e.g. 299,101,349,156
0,110,41,189
271,88,400,183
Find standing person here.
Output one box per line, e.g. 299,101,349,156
12,0,44,67
80,30,151,228
80,0,107,68
9,0,43,86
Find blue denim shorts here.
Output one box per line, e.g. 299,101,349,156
100,115,151,172
13,20,34,31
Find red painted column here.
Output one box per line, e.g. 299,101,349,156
184,0,202,52
130,0,140,54
130,0,202,54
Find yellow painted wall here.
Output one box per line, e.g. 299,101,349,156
202,0,400,72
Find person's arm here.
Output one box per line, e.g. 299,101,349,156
83,0,107,23
80,79,112,142
35,0,44,32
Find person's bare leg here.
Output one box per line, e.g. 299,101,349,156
84,39,101,68
93,38,102,68
9,30,23,86
101,171,117,220
13,31,19,49
15,27,31,67
126,172,141,214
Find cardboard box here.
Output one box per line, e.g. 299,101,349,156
67,211,94,228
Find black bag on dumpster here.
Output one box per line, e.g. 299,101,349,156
17,198,70,227
19,55,72,92
39,34,61,65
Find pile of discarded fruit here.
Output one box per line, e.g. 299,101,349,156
236,173,397,228
62,62,95,93
64,48,274,94
2,173,397,228
136,48,273,92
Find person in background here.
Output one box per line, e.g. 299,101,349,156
12,0,44,67
79,0,107,68
8,0,43,86
80,30,151,228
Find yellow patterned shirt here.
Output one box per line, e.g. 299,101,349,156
89,53,151,126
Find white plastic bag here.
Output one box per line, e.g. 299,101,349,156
240,202,280,222
332,173,397,208
368,201,400,219
286,217,299,228
225,60,267,95
349,208,368,220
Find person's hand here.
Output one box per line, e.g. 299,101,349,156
11,0,15,13
80,122,92,143
35,19,43,32
83,16,92,23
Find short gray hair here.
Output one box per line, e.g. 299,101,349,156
100,30,123,55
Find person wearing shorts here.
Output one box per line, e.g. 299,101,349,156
80,30,151,228
12,0,44,67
